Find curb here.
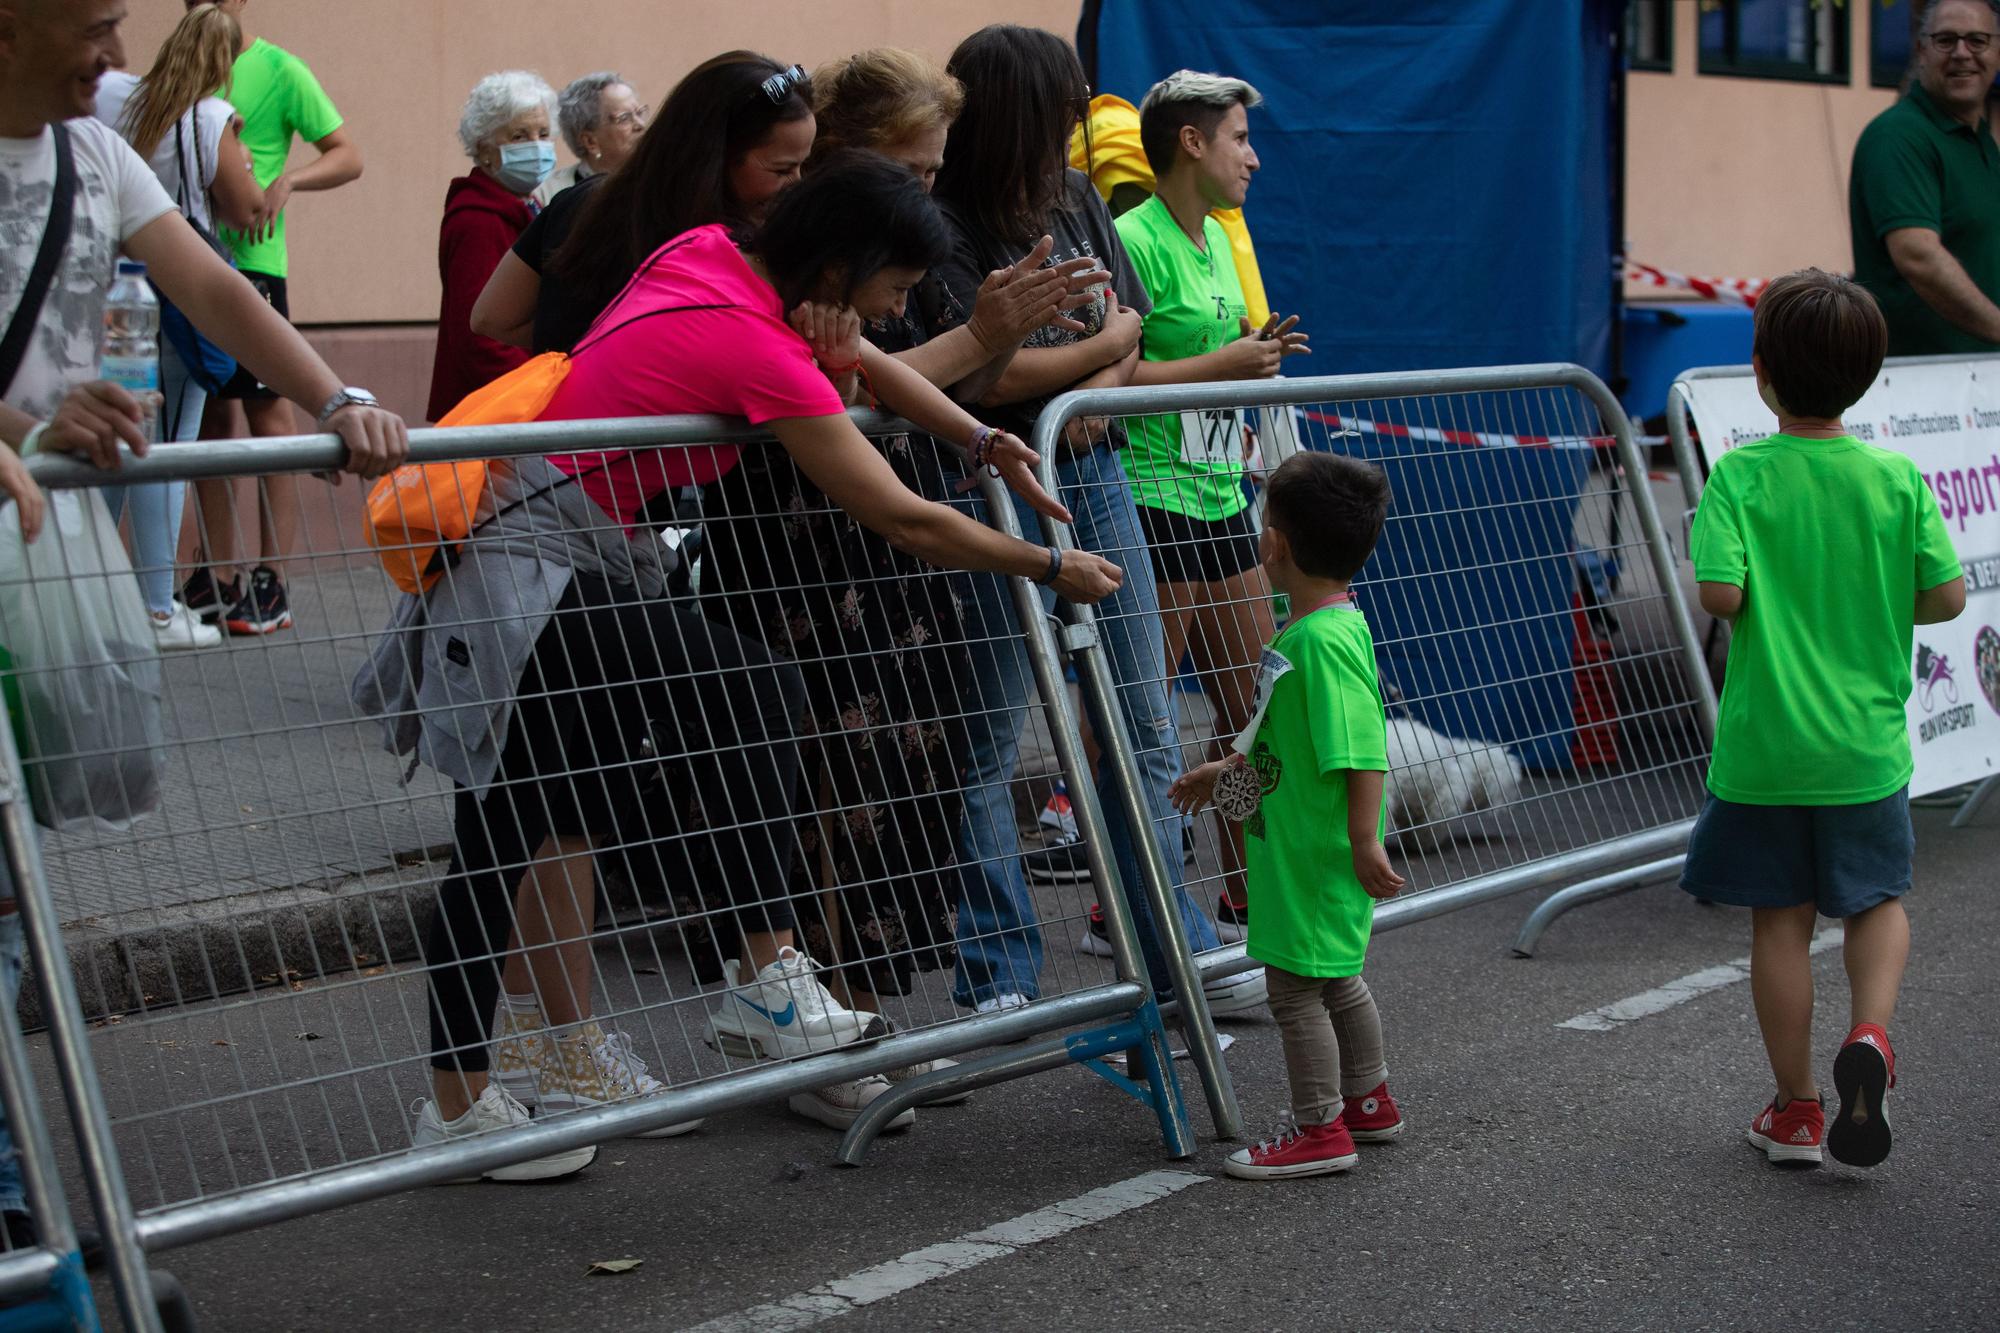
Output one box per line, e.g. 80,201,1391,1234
19,851,450,1032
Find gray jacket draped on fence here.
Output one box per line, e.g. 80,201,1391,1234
349,455,669,793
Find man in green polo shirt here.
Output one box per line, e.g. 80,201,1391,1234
183,0,364,639
1849,0,2000,356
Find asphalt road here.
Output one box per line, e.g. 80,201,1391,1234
62,801,2000,1331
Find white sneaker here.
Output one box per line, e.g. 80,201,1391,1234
1204,969,1268,1017
151,602,222,652
973,992,1030,1016
409,1084,597,1182
883,1055,973,1106
706,947,885,1060
787,1076,915,1132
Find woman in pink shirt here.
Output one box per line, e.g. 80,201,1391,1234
416,153,1121,1156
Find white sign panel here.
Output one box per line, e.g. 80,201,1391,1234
1679,360,2000,798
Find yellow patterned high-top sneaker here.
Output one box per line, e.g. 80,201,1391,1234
530,1021,702,1139
490,1005,548,1109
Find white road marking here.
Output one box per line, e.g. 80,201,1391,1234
1557,928,1842,1032
682,1170,1211,1332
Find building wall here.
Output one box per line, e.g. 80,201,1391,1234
1625,0,1900,292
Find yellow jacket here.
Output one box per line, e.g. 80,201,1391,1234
1069,93,1270,325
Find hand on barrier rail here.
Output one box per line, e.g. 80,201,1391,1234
1049,546,1124,603
968,235,1111,349
37,379,153,472
0,448,46,543
1168,754,1241,817
952,429,1077,524
1218,314,1311,379
324,402,410,479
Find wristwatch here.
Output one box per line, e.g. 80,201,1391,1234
316,386,380,427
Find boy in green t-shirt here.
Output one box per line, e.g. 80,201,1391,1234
1171,452,1407,1181
1684,269,1966,1170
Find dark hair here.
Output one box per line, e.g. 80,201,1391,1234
1752,268,1887,419
933,25,1089,244
1263,452,1392,581
745,151,950,312
551,51,812,327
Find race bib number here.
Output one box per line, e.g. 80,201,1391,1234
1231,646,1294,757
1179,407,1247,468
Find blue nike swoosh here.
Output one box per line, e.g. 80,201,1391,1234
736,995,796,1027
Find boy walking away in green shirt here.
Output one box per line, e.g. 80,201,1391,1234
1171,452,1407,1181
1685,269,1966,1170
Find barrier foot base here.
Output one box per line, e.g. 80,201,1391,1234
1510,856,1687,958
834,1006,1193,1166
1951,775,1999,829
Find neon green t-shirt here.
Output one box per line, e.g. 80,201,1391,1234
218,39,344,279
1242,605,1389,978
1691,432,1962,805
1113,195,1251,522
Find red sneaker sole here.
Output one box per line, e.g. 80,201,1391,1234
1346,1119,1404,1142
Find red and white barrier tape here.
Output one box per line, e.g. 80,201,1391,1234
1623,260,1768,307
1300,409,1613,452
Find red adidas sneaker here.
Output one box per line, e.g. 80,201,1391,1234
1829,1024,1896,1168
1225,1116,1360,1180
1340,1082,1405,1142
1747,1096,1825,1166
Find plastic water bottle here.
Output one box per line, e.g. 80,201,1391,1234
100,260,160,444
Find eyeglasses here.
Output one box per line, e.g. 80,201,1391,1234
1928,30,1996,54
759,64,808,105
606,105,649,130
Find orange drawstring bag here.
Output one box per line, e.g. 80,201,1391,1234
364,352,572,595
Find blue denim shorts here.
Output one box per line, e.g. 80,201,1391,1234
1680,786,1913,918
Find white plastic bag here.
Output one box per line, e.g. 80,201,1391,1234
0,489,164,831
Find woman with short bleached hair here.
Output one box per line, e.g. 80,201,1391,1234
426,70,556,420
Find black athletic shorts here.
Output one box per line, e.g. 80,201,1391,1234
217,271,288,400
1135,501,1262,587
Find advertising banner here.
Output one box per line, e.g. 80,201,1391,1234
1679,360,2000,798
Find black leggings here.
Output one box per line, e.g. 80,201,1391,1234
425,573,806,1073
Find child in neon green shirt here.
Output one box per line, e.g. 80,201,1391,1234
1685,268,1966,1170
1171,451,1407,1181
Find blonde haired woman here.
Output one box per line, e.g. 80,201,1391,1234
94,2,265,650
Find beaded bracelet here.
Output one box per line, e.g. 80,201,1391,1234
969,424,1005,478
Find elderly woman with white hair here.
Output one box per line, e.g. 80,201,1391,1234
535,71,647,205
426,69,558,420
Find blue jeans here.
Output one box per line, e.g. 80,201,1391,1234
951,443,1220,1007
104,341,205,616
0,893,24,1215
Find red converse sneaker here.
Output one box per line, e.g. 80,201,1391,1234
1746,1096,1824,1166
1225,1115,1359,1180
1829,1024,1895,1168
1340,1082,1405,1142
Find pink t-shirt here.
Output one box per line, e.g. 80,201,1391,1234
538,224,844,527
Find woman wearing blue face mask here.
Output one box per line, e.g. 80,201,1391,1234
427,70,559,421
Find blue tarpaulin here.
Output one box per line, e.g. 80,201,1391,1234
1079,0,1620,375
1080,1,1623,768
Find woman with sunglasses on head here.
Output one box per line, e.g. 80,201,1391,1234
472,52,815,357
920,24,1269,1024
687,48,1107,1073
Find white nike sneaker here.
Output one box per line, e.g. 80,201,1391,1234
787,1076,915,1132
706,947,885,1060
1204,968,1268,1017
409,1084,596,1182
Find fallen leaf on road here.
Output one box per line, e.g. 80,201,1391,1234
587,1259,643,1276
212,1040,231,1047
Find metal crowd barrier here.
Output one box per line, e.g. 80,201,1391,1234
1666,357,2000,831
0,410,1205,1329
1020,365,1717,984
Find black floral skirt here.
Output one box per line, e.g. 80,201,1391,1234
698,434,974,996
